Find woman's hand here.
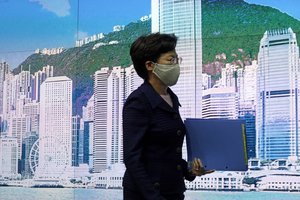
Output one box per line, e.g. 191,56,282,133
190,158,215,176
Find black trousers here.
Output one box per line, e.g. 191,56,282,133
123,187,185,200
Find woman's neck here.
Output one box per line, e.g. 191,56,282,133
148,78,168,95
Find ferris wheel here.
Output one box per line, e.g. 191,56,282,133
29,136,69,177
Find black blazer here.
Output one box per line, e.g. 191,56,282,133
123,81,195,200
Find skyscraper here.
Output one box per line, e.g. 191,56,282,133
2,72,14,126
0,61,9,116
72,115,82,166
93,67,110,173
107,66,126,167
37,76,72,178
152,0,202,118
237,62,257,159
93,66,143,172
257,28,300,160
9,116,27,161
82,95,94,169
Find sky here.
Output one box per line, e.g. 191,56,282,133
0,0,299,69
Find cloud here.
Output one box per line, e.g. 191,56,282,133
75,31,89,40
30,0,71,17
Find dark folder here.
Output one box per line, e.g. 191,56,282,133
185,118,248,171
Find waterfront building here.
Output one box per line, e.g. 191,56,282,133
61,164,90,180
0,136,18,178
257,175,300,191
152,0,202,119
91,163,125,189
256,28,300,160
89,157,300,192
185,171,245,191
37,76,72,179
246,157,300,191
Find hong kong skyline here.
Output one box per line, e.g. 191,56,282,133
1,0,300,194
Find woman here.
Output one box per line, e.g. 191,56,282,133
123,33,213,200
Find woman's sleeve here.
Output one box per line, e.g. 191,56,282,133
123,96,166,200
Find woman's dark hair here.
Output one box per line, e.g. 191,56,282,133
130,32,177,80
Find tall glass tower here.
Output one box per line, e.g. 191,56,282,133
151,0,202,118
257,28,300,160
37,76,72,178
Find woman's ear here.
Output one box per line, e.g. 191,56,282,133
145,61,154,71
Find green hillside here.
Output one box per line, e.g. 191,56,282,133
202,0,300,64
14,0,300,115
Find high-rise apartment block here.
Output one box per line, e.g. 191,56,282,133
32,65,53,101
23,101,39,133
93,66,142,173
202,73,212,90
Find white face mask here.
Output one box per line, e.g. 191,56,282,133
152,63,180,86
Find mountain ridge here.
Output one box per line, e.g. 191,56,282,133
14,0,300,115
